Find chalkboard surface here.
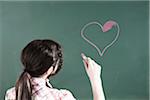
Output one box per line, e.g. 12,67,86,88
0,1,149,100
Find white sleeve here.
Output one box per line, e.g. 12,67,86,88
5,87,15,100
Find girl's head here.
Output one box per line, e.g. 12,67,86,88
21,39,63,77
15,39,63,100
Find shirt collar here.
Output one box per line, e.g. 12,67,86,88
31,77,53,88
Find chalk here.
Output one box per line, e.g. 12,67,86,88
81,53,88,68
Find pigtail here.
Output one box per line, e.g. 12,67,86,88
15,71,32,100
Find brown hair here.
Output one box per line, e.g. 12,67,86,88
15,39,63,100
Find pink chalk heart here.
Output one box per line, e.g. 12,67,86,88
102,21,117,32
81,20,120,56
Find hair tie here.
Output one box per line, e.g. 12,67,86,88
23,69,31,79
24,69,28,72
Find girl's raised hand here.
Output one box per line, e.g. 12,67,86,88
81,53,102,81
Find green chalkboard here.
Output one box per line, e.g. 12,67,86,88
0,1,149,100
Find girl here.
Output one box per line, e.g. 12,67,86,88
5,39,105,100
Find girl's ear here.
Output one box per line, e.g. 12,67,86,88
51,59,60,74
51,65,58,74
46,67,54,76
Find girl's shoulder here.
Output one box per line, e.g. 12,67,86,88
5,87,16,100
46,87,76,100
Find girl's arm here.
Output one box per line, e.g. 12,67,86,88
81,53,105,100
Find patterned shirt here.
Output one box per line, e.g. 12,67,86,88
5,77,76,100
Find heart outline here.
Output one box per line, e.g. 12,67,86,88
81,20,120,57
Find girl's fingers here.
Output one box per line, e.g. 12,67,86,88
81,53,89,68
81,53,94,69
82,60,88,70
87,57,93,68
